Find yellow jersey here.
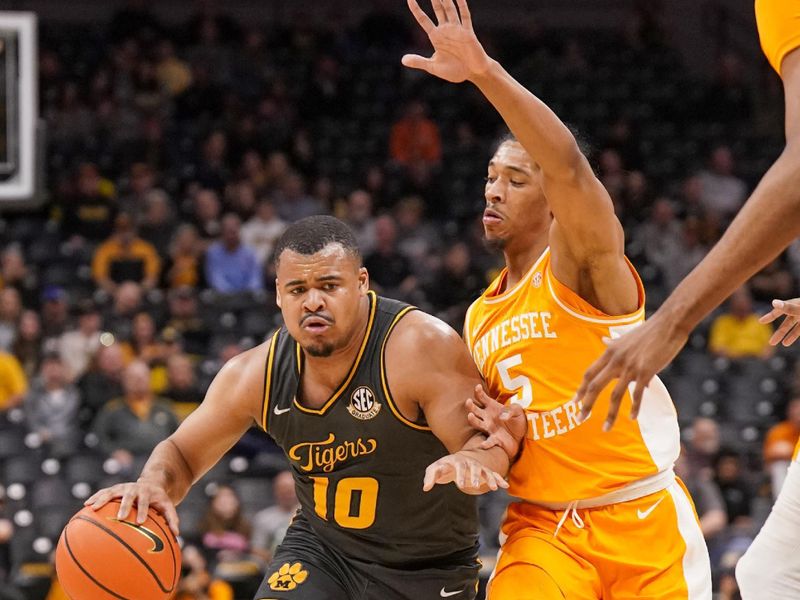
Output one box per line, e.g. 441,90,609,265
464,249,680,503
755,0,800,76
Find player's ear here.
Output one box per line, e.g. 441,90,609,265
275,279,282,308
358,267,369,294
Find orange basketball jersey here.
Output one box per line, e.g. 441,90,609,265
755,0,800,76
464,249,680,503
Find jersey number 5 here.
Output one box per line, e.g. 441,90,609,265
310,476,379,529
496,354,533,408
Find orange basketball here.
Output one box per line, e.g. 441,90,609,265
55,498,181,600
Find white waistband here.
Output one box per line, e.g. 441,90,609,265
515,469,676,511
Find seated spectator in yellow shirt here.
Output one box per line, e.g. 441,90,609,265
91,212,161,293
0,351,28,411
708,286,773,359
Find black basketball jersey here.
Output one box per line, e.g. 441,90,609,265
260,291,479,568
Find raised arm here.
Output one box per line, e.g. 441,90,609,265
403,0,637,314
576,50,800,430
385,311,510,494
85,344,266,534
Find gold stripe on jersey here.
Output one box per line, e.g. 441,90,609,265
380,306,430,431
293,291,378,416
261,330,281,431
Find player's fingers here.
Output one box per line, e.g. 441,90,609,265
454,459,466,489
783,322,800,346
604,376,630,432
401,54,435,72
455,0,472,28
117,487,137,520
577,351,612,403
465,397,485,418
770,316,797,345
577,361,616,422
629,377,647,420
467,412,488,433
474,385,498,408
431,0,447,24
88,486,121,509
406,0,436,33
482,467,498,491
423,463,441,491
773,299,800,317
135,492,151,525
494,471,509,489
760,307,783,324
441,0,459,23
479,436,500,450
151,500,181,537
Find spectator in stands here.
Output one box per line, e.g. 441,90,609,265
192,189,223,245
199,485,259,577
274,172,325,222
59,163,117,244
714,450,754,527
59,300,103,382
154,39,193,97
749,257,795,305
77,343,125,424
12,310,43,379
0,245,33,306
119,163,159,221
104,281,144,341
174,544,234,600
251,471,299,562
240,198,286,265
685,417,721,479
763,398,800,497
121,312,166,367
395,195,438,270
633,197,682,278
165,287,209,356
163,225,205,290
389,100,441,167
205,214,263,294
139,189,177,257
0,350,27,413
364,215,416,300
23,352,81,458
163,352,203,406
92,212,161,293
709,286,774,359
696,145,748,222
425,242,484,328
0,288,21,351
660,216,709,292
195,131,231,192
91,360,178,470
343,190,377,256
40,285,71,339
675,447,727,543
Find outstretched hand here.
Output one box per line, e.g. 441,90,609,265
466,385,526,460
423,452,508,494
402,0,492,83
575,314,687,431
760,298,800,346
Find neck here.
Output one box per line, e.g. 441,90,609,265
303,295,370,390
503,235,549,290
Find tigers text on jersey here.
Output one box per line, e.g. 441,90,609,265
261,292,479,568
464,249,680,504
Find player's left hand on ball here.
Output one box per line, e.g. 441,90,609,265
423,453,508,494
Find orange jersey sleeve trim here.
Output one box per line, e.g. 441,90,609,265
756,0,800,76
544,256,645,325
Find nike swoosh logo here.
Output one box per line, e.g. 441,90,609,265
440,588,463,598
637,496,665,520
274,405,291,415
113,519,165,553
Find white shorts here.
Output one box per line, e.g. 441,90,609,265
736,461,800,598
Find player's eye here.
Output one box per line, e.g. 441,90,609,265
289,287,305,295
485,176,497,184
511,180,524,187
323,283,338,291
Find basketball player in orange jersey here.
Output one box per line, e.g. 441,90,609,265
402,0,712,598
574,2,800,598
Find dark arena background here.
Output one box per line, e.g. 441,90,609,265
0,0,788,598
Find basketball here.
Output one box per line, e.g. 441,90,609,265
55,499,181,600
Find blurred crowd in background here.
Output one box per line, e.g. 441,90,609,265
0,1,795,598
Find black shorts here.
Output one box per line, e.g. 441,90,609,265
254,512,480,600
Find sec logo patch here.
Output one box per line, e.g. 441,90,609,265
347,386,381,420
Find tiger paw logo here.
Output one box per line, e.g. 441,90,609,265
268,562,308,591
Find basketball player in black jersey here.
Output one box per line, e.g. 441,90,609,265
86,216,512,600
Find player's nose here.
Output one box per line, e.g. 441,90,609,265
302,288,326,312
484,180,504,203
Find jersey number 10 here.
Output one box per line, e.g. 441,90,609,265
310,476,379,529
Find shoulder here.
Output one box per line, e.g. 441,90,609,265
215,343,271,393
386,310,471,373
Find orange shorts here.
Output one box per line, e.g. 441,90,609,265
756,0,800,76
487,481,711,600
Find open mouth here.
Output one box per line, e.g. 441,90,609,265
301,316,333,334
